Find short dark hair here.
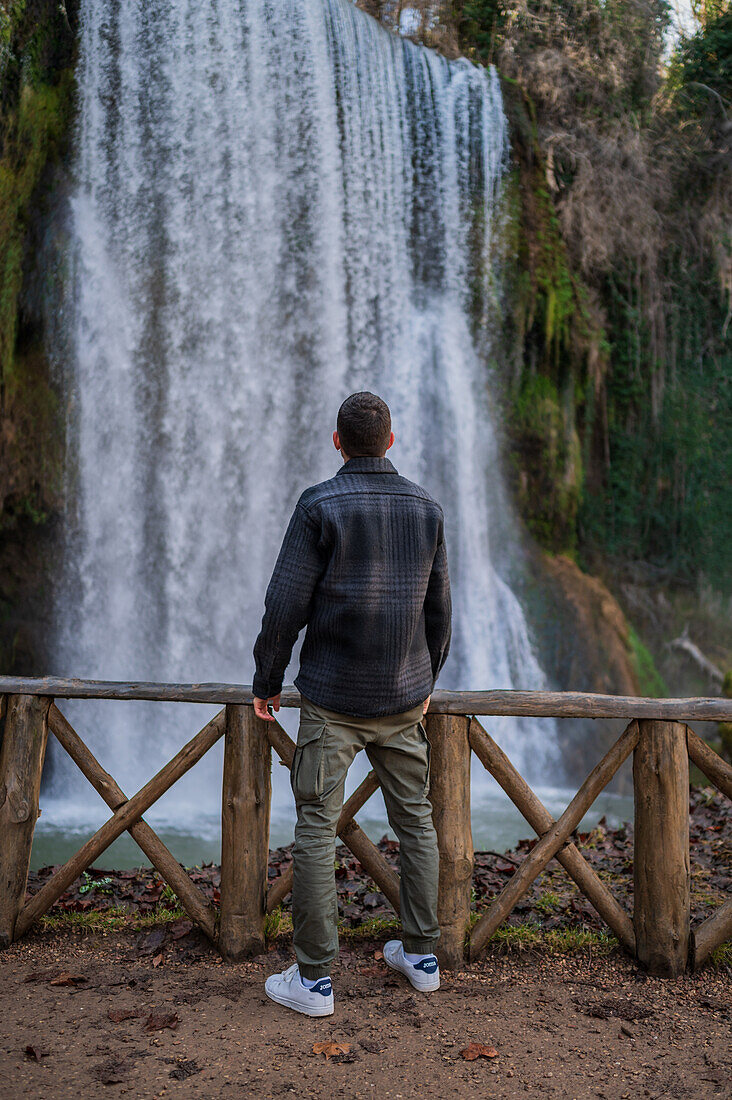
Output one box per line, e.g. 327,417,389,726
337,392,391,457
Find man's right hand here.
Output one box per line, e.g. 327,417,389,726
422,694,431,717
254,694,280,722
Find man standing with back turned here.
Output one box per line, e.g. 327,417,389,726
253,392,452,1017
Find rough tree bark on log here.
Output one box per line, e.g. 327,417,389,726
634,720,690,977
691,897,732,971
219,706,271,960
425,714,472,969
0,695,50,947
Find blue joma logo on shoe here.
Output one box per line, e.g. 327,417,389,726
311,979,332,996
414,958,438,974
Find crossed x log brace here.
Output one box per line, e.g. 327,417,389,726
17,704,654,961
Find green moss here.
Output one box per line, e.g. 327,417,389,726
1,74,75,382
486,921,619,956
534,891,562,914
39,903,187,933
627,625,667,698
0,1,77,530
710,941,732,971
509,373,583,552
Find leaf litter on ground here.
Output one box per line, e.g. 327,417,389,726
312,1041,350,1060
23,787,729,936
460,1042,499,1061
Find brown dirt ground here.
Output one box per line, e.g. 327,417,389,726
0,929,729,1099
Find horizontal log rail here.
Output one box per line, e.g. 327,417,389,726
0,680,729,975
0,678,731,720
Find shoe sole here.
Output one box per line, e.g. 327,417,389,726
383,954,440,993
265,985,335,1017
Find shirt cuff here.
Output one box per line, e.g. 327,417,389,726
252,674,282,700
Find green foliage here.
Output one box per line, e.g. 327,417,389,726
580,252,731,589
710,940,732,971
534,891,562,914
510,373,583,552
458,0,510,62
461,0,731,593
627,626,668,697
264,906,286,941
78,871,114,896
669,6,732,103
0,0,77,526
487,920,619,956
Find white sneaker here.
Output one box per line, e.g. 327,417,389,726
264,962,335,1017
383,940,440,992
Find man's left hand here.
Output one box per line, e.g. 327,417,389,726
422,694,431,717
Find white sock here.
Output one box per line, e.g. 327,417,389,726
300,973,327,988
404,950,435,965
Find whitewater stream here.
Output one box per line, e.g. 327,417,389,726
34,0,632,869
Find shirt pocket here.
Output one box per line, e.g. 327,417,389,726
291,719,328,803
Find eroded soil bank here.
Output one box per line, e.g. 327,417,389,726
0,929,729,1099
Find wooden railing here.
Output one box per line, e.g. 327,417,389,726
0,678,730,976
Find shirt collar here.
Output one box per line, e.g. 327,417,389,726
336,456,398,476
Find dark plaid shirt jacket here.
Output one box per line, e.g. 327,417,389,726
252,456,452,717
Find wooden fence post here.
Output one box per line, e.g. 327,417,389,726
0,695,51,947
633,719,690,977
219,704,271,961
425,713,472,970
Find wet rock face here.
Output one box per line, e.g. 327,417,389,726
538,555,640,699
355,1,460,57
523,553,642,785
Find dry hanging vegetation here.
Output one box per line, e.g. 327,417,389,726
436,1,730,597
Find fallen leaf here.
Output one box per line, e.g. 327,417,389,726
460,1042,499,1061
360,1039,386,1053
49,972,88,987
95,1060,128,1084
152,952,164,968
312,1041,350,1060
24,970,55,983
107,1008,143,1023
168,1059,200,1080
170,920,193,940
24,1044,44,1061
145,1012,179,1032
137,928,168,956
373,950,384,961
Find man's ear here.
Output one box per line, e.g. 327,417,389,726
333,430,341,452
386,431,395,451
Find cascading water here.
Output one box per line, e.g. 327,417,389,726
43,0,562,860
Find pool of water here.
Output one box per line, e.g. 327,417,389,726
31,772,633,871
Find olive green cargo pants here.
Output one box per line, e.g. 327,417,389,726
291,696,440,979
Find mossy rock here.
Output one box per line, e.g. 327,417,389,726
509,374,582,553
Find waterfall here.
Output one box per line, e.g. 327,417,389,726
47,0,558,845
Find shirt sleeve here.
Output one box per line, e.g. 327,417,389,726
252,502,326,699
424,520,452,684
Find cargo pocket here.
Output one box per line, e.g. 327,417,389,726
291,720,328,803
418,721,431,797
